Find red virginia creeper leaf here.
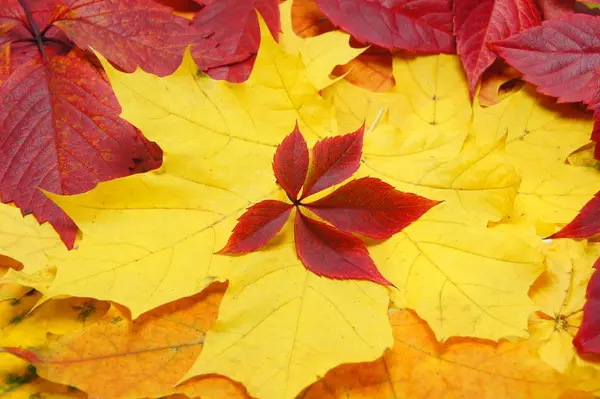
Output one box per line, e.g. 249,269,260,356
491,14,600,105
190,0,280,82
294,211,391,285
0,50,140,248
547,191,600,239
51,0,193,77
305,177,440,239
574,258,600,355
218,200,293,254
273,124,309,201
314,0,455,53
301,124,364,199
453,0,540,97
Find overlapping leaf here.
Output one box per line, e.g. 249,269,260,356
189,0,280,82
453,0,540,96
0,0,187,246
314,0,455,54
302,309,581,399
3,284,238,399
38,20,393,399
0,286,108,399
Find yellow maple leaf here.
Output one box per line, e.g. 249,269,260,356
301,309,580,399
39,17,392,399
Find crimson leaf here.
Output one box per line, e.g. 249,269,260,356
294,211,392,285
305,177,440,239
453,0,540,97
314,0,455,53
218,200,293,254
190,0,280,82
301,124,364,199
273,123,309,201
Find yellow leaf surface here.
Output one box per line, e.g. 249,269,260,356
370,205,542,340
528,240,600,373
0,284,107,399
470,86,600,231
182,228,391,399
41,19,392,399
301,309,577,399
24,284,230,399
0,203,64,273
322,55,472,137
279,1,365,90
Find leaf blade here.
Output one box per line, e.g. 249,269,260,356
218,200,293,254
273,125,309,201
294,211,391,285
301,124,364,199
548,191,600,239
314,0,455,53
305,177,440,239
453,0,540,97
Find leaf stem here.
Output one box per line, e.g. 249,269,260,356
366,108,386,136
17,0,46,59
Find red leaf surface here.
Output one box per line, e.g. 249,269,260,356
313,0,455,53
51,0,192,77
547,192,600,239
294,211,391,285
218,200,293,254
0,50,140,247
538,0,576,19
273,124,309,201
189,0,280,82
574,258,600,355
453,0,540,97
305,177,440,239
491,14,600,105
301,125,364,199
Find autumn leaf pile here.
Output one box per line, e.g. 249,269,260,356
1,0,600,397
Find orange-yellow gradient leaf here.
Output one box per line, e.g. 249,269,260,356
6,284,231,399
301,309,582,399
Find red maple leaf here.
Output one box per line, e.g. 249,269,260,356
313,0,455,54
546,192,600,356
189,0,280,82
218,124,440,285
0,0,189,248
453,0,540,97
491,13,600,159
